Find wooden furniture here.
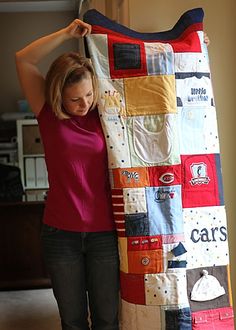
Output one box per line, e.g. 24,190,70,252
0,201,51,290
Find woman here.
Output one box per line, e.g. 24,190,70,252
15,19,120,330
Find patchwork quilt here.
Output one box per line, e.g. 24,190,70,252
84,8,234,329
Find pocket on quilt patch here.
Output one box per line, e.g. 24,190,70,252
132,115,173,164
125,213,149,236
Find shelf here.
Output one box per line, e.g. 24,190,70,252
0,200,45,207
22,154,45,157
17,119,49,190
0,0,80,13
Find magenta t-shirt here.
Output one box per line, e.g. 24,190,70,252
37,103,115,232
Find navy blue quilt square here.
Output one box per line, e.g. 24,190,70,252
125,213,149,236
113,43,141,70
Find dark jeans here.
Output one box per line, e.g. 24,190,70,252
165,308,192,330
41,224,120,330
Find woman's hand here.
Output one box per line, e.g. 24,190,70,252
65,19,92,38
204,32,210,46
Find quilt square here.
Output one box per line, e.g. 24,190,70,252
123,187,147,214
144,42,174,75
108,35,147,78
124,75,177,116
128,249,163,274
183,206,229,269
178,105,219,155
192,307,234,330
145,271,189,306
181,154,224,208
174,31,209,73
125,213,149,236
148,164,181,187
126,114,180,167
165,307,192,330
118,237,128,273
187,265,230,312
120,300,162,330
128,235,162,251
176,74,214,108
111,188,125,237
162,242,187,272
112,166,150,188
146,185,184,235
120,272,146,305
85,34,111,78
113,43,141,70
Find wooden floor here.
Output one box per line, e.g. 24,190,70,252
0,288,60,330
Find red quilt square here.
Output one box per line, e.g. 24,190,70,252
108,35,147,79
120,271,146,304
148,164,181,187
181,154,224,208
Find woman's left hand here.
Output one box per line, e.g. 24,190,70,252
204,32,210,46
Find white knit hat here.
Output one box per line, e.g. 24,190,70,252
191,269,225,301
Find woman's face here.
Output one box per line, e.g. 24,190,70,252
62,76,94,117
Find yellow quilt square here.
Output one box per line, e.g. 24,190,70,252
124,75,177,116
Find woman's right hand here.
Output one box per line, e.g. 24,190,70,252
65,19,92,39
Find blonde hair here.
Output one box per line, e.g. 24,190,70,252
45,52,98,119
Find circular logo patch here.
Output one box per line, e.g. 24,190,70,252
141,257,150,266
